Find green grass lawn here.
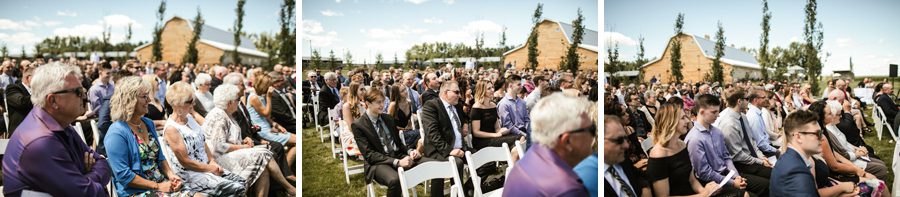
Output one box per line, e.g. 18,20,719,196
861,106,895,187
301,127,431,196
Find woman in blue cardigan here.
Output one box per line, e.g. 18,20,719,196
105,76,195,197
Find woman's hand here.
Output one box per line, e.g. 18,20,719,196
157,181,175,192
497,128,510,137
267,87,277,96
168,175,183,191
243,137,254,147
208,163,224,176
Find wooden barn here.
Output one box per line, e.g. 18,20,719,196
502,19,598,71
641,33,762,83
134,16,267,66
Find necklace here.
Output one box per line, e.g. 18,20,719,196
128,120,144,133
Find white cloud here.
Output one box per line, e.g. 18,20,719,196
307,31,341,48
321,9,344,17
412,28,428,34
43,21,61,27
405,0,428,4
101,14,143,28
53,24,104,39
57,10,78,17
789,36,800,43
603,32,637,46
302,20,324,34
0,18,43,31
335,0,342,2
0,32,41,47
443,0,455,4
423,18,443,24
879,38,885,45
463,20,502,33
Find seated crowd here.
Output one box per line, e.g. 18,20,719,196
604,78,894,197
0,57,297,197
303,65,600,197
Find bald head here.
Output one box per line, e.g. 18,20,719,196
828,89,845,102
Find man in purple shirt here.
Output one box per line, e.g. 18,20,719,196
2,62,110,197
503,93,593,197
685,94,766,196
498,75,531,147
87,66,114,116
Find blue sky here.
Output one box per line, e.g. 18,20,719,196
605,0,900,77
301,0,598,63
0,0,284,55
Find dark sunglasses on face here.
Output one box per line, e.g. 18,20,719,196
52,87,86,98
605,134,627,145
797,130,824,139
567,124,597,137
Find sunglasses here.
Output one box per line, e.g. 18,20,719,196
605,134,627,145
52,87,86,98
797,130,824,139
445,90,460,94
566,124,597,137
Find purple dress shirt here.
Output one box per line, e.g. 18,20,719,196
503,145,588,197
497,95,530,136
2,107,110,197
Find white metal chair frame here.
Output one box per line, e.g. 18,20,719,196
398,156,463,197
465,143,513,197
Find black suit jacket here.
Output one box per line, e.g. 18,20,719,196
604,163,647,197
271,90,296,132
6,82,32,132
420,98,469,160
234,103,264,143
317,86,341,125
301,80,322,102
352,113,409,182
877,94,898,122
420,89,439,105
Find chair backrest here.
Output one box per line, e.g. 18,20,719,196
74,122,86,144
514,140,525,160
90,120,100,147
398,157,462,197
465,143,513,196
0,138,9,155
876,106,898,141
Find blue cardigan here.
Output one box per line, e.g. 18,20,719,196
104,117,167,197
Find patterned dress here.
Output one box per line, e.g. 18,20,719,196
247,93,290,145
129,134,194,197
202,107,273,189
162,115,246,196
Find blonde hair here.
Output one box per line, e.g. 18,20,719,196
141,74,159,100
345,82,364,119
651,104,684,147
474,80,492,104
110,76,151,122
166,82,194,106
252,71,273,95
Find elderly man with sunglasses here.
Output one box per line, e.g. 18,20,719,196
3,62,110,197
503,93,594,197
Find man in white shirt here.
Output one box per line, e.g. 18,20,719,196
746,88,779,157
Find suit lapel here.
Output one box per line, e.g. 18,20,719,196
360,115,386,153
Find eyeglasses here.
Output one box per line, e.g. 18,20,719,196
605,134,627,145
445,90,460,94
797,130,824,139
52,87,86,98
566,124,597,137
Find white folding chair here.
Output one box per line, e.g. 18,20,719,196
465,143,513,197
514,140,526,160
340,121,364,184
0,138,9,155
74,122,86,144
315,98,328,142
875,106,898,141
893,136,900,195
329,108,342,159
873,106,884,140
398,157,463,197
90,120,100,148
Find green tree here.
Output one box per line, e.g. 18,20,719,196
562,8,584,74
527,3,543,70
670,13,685,83
635,35,647,68
759,0,772,81
804,0,824,93
183,8,204,64
233,0,246,65
604,43,621,86
254,32,279,69
328,50,337,70
393,53,399,68
1,44,7,59
710,21,726,84
344,50,353,68
152,0,166,62
376,52,384,69
278,0,296,66
310,49,321,69
20,46,26,59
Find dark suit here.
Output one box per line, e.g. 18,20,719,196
420,89,439,105
876,94,900,136
352,113,434,197
301,80,322,103
420,98,468,196
770,148,819,197
317,86,341,126
604,163,647,197
5,82,32,133
271,90,296,133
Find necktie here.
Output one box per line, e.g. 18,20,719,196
448,105,462,130
738,116,760,158
333,87,341,102
276,90,296,116
408,88,418,112
608,167,635,197
375,117,395,155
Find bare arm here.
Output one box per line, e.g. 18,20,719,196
164,127,214,173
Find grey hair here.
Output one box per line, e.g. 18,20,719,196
223,73,244,86
324,72,337,80
195,73,212,86
530,93,592,148
30,62,83,108
825,100,842,116
213,84,240,109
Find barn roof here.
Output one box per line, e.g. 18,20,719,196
503,18,598,56
641,33,760,69
134,16,267,57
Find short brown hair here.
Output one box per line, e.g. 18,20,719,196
783,109,819,138
363,87,385,103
